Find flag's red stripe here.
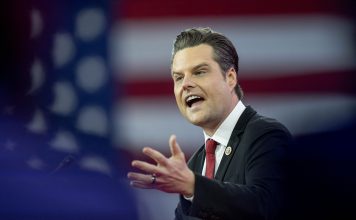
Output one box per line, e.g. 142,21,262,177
118,71,356,97
115,0,348,19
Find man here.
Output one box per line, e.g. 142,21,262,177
127,27,291,220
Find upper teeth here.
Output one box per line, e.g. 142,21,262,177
186,95,201,102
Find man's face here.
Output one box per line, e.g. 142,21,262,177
171,44,238,135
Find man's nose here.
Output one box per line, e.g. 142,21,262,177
182,75,195,90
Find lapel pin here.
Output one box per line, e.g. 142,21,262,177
225,146,232,156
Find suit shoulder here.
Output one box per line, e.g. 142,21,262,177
246,113,291,137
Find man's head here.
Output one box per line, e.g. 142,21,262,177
171,27,243,99
171,28,242,135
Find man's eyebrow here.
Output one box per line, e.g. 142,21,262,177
192,63,210,71
171,71,182,76
172,63,210,76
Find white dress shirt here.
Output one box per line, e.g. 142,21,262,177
202,101,246,176
184,101,245,201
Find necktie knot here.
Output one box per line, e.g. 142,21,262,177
206,139,217,154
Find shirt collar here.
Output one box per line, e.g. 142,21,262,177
204,101,246,146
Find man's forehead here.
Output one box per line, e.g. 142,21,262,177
172,45,215,72
174,44,213,59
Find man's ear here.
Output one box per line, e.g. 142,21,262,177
226,68,237,91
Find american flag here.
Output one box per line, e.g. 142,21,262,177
0,1,138,219
1,0,355,219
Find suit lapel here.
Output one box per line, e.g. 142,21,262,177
195,149,205,174
187,145,205,174
214,106,256,181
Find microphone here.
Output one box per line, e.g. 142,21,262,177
50,154,75,175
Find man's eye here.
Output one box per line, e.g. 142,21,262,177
195,70,205,75
174,76,183,81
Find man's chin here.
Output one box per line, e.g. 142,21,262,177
186,115,205,127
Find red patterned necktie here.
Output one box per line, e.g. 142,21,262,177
205,139,217,179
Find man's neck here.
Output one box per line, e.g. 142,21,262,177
203,98,241,137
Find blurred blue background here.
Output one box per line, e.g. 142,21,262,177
0,0,138,219
1,0,355,219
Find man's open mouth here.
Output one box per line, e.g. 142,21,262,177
185,95,204,108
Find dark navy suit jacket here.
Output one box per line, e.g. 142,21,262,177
175,106,292,220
